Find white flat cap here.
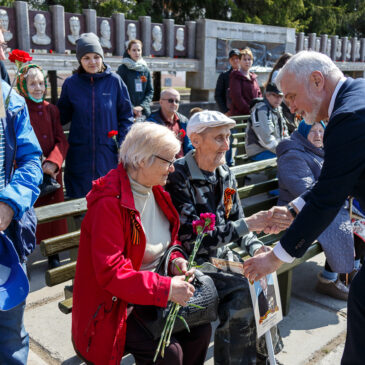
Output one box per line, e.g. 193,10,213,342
187,110,236,137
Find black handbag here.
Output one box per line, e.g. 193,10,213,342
39,173,61,198
132,245,219,340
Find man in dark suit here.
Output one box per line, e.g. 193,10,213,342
242,50,365,365
258,276,277,318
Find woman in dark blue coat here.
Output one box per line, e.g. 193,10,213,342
58,33,134,198
277,121,359,301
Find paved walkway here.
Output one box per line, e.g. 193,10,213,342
26,247,347,365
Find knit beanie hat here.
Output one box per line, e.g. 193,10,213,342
297,120,326,139
76,33,104,62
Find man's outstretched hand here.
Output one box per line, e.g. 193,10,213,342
243,250,283,281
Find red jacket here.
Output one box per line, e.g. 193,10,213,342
27,99,69,243
72,163,184,365
229,70,262,116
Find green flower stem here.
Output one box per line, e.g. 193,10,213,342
154,220,210,362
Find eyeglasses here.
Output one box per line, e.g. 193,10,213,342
153,155,176,168
0,42,8,51
161,98,180,104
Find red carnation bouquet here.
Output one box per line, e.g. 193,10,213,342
5,49,33,109
154,213,216,361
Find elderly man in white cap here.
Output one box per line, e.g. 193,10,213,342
166,110,289,365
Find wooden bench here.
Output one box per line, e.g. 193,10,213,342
35,157,323,317
231,114,249,164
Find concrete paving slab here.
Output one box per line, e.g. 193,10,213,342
291,253,348,314
318,343,345,365
276,297,347,365
25,299,75,363
28,349,49,365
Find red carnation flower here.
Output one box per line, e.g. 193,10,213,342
49,49,53,54
108,130,118,138
8,49,32,64
177,128,186,139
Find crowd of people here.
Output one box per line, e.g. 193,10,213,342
0,25,365,365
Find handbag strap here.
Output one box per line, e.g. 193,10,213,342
155,245,188,276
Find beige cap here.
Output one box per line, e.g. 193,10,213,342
186,110,236,137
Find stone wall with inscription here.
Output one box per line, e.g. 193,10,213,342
187,19,295,101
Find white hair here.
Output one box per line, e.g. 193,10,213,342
119,122,181,169
25,67,44,80
276,50,343,89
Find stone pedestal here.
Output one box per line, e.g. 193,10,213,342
330,35,338,60
340,36,348,62
83,9,97,34
308,33,316,50
360,38,365,62
296,32,304,52
139,16,151,57
14,1,30,51
163,19,174,58
186,21,196,59
320,34,328,54
113,13,125,56
351,37,357,61
50,5,65,53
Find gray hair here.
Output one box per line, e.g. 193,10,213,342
119,122,181,169
276,51,343,89
160,88,179,99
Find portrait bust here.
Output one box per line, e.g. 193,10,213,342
152,25,162,52
125,23,136,49
67,16,80,45
32,13,51,45
100,20,111,49
0,10,12,42
175,27,185,51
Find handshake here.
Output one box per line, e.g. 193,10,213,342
245,206,295,234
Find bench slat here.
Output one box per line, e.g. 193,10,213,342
45,262,76,287
40,230,81,256
35,198,87,224
231,158,277,177
238,179,278,199
59,297,73,314
243,197,278,217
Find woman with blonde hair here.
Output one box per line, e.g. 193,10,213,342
229,47,262,116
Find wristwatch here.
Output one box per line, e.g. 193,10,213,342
286,203,297,218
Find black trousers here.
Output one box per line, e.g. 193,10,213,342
341,264,365,365
125,312,212,365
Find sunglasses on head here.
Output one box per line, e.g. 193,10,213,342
162,98,180,104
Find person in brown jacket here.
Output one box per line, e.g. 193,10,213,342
229,47,262,116
17,64,69,268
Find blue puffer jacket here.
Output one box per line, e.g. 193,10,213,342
1,81,43,261
276,131,354,273
57,65,134,198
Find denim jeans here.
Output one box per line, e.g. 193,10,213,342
0,263,29,365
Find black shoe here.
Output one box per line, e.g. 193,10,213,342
48,254,61,270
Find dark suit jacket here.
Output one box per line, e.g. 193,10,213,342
258,284,276,317
214,68,232,113
281,78,365,256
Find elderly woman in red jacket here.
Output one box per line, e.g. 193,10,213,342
229,47,262,116
72,122,211,365
16,64,69,269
